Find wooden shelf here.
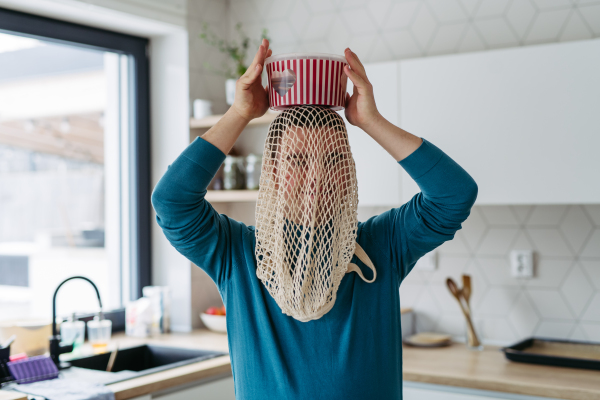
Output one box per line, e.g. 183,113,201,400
205,190,258,202
190,111,279,129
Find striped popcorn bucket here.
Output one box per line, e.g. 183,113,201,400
265,53,349,111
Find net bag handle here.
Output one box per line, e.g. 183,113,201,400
346,242,377,283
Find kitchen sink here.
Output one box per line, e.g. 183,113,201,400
65,344,226,383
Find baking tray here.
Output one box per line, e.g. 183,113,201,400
501,337,600,370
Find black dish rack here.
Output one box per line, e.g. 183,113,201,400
501,337,600,371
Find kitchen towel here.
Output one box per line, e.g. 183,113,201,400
14,378,115,400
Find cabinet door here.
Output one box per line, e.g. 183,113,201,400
344,61,403,207
154,376,235,400
404,387,498,400
404,383,564,400
399,39,600,205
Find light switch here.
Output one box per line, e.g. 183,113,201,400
415,251,437,271
510,250,534,278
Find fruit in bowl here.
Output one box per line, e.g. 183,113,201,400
200,305,227,333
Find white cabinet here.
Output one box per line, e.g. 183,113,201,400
152,376,235,400
398,38,600,205
344,61,404,206
404,382,564,400
404,386,501,400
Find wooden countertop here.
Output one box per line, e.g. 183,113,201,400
403,342,600,400
2,332,599,400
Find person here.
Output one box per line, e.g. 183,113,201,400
152,39,478,399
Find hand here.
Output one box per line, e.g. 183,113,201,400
231,38,273,122
343,48,382,131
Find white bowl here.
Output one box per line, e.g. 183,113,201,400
200,313,227,333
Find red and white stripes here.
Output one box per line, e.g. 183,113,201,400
266,57,348,110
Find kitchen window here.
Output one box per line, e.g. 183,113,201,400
0,7,151,322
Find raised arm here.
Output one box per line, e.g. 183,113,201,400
151,40,272,288
343,48,478,281
342,47,422,162
379,138,478,280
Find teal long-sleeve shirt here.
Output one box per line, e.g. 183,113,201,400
151,136,477,400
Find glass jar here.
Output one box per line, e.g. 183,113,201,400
223,156,245,190
245,154,262,190
87,316,112,351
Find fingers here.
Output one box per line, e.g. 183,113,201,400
247,38,270,75
239,39,270,88
344,63,371,96
344,48,368,82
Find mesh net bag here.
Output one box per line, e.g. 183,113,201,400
255,105,376,322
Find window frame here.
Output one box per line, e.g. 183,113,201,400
0,6,152,301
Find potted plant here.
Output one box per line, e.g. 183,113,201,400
200,23,270,105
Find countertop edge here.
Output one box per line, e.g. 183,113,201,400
0,392,27,400
107,355,232,400
403,371,600,400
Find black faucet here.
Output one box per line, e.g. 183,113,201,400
50,276,103,368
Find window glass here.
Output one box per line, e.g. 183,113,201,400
0,32,129,322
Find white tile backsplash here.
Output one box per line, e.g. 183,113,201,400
526,258,572,289
528,290,574,319
526,205,568,225
477,257,524,288
524,8,572,43
475,0,511,18
560,206,594,253
428,23,468,55
526,228,574,257
475,228,519,256
584,205,600,226
427,0,468,23
561,264,595,317
535,320,576,339
479,206,520,227
366,0,394,27
580,4,600,35
411,4,438,50
580,259,600,290
477,287,521,317
581,293,600,322
508,294,540,338
560,11,594,41
506,0,537,39
581,322,600,340
531,0,573,10
384,2,421,30
474,18,519,48
188,0,600,344
581,229,600,258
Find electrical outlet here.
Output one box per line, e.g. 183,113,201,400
510,250,534,278
415,251,437,271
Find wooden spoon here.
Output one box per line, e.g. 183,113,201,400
462,274,472,312
446,277,481,347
